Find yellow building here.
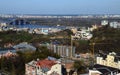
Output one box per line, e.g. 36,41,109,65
71,28,77,34
96,52,120,69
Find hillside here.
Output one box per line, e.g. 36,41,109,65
90,25,120,53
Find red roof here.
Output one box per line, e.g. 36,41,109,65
36,59,56,69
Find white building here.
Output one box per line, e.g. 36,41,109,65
0,22,7,27
101,20,108,26
89,70,102,75
25,57,62,75
0,22,8,31
110,22,120,28
72,28,93,40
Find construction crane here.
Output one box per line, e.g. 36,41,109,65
89,42,111,58
71,35,73,58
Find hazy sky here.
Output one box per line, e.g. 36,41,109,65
0,0,120,14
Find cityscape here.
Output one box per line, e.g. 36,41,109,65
0,0,120,75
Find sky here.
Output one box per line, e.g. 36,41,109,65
0,0,120,14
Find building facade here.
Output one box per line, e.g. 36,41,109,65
47,44,76,58
0,50,17,58
89,70,102,75
25,57,62,75
72,28,93,40
101,20,108,26
110,22,120,28
96,52,120,69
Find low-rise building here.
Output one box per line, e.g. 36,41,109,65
72,28,93,40
101,20,108,26
25,57,63,75
0,50,17,58
110,22,120,28
13,42,36,51
0,48,16,54
89,70,102,75
89,64,120,75
0,22,7,27
88,25,99,31
70,28,77,34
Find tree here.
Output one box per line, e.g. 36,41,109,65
73,60,87,74
11,63,16,75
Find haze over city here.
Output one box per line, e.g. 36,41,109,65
0,0,120,75
0,0,120,14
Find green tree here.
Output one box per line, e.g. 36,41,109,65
73,60,87,74
11,63,16,75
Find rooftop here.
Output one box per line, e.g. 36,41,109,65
33,57,58,72
91,64,120,75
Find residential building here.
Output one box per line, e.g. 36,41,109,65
89,70,102,75
13,42,36,51
47,44,76,58
70,28,77,34
110,22,120,28
25,57,62,75
101,20,108,26
72,28,93,40
0,22,7,27
96,52,120,69
0,48,16,54
0,50,17,58
89,64,120,75
4,43,14,48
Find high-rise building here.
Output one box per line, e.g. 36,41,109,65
47,44,76,58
